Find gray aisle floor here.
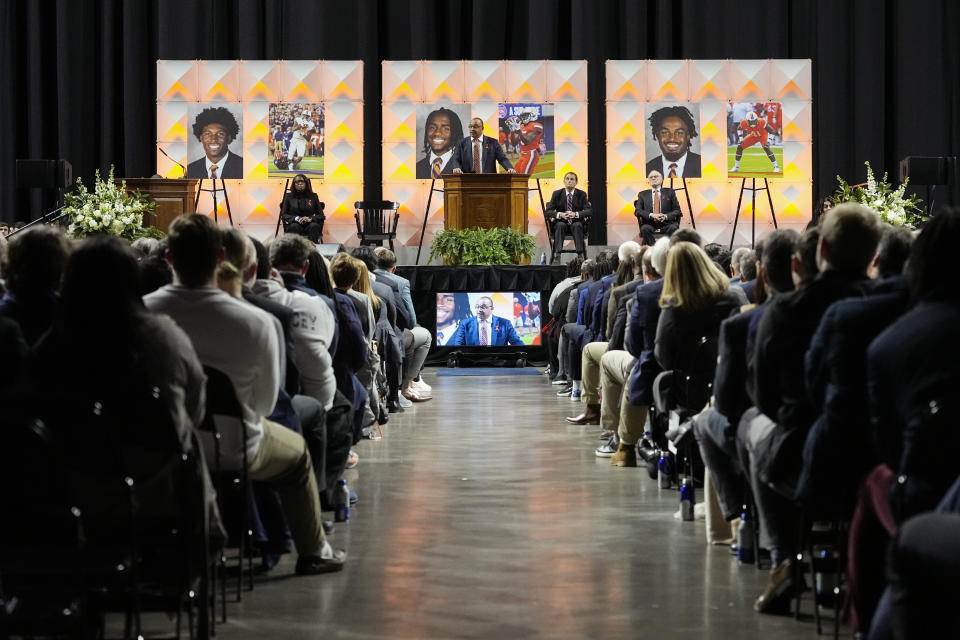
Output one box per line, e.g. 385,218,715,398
213,369,834,640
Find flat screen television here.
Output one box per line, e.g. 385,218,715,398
434,291,541,347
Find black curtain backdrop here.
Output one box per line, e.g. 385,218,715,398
2,0,959,241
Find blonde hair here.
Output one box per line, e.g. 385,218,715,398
659,241,730,309
351,257,381,313
216,260,242,298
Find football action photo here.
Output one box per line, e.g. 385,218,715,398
727,102,783,178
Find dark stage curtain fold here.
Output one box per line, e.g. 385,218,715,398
2,0,958,234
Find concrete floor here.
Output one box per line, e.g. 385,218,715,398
209,370,834,639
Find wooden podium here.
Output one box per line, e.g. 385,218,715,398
120,178,199,233
442,173,530,233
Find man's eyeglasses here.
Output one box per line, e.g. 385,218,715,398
475,304,492,310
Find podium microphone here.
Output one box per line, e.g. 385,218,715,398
157,144,187,177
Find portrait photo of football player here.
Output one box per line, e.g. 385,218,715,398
186,104,244,179
498,103,555,178
644,104,701,180
415,104,469,179
727,102,783,177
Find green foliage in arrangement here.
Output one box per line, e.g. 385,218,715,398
429,226,536,265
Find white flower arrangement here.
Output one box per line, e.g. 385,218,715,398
63,166,157,240
834,161,926,229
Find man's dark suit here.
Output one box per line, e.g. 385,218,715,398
545,188,591,258
447,135,513,174
645,152,702,179
186,151,243,179
634,187,682,246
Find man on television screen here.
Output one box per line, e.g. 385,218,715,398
186,106,243,179
450,296,524,346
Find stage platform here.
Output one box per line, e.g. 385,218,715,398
395,264,567,363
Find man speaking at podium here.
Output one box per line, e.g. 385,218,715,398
450,296,524,346
451,118,516,174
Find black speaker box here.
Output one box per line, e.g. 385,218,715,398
16,159,73,189
899,156,952,185
315,243,345,259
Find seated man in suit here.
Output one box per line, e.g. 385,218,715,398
450,117,516,174
545,171,592,260
186,106,243,179
450,296,524,346
635,169,682,246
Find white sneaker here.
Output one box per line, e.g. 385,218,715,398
772,163,780,172
411,378,432,393
733,162,740,172
398,394,413,409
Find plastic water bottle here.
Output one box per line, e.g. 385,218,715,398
540,251,547,265
680,477,695,521
737,507,755,564
657,451,672,489
334,479,350,522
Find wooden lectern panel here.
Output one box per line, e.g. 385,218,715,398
120,178,199,233
441,174,530,233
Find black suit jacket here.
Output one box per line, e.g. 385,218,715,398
545,188,592,223
634,188,682,225
448,135,512,173
186,151,243,179
645,152,702,179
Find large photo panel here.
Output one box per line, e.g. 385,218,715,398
498,103,555,178
268,103,325,178
643,103,702,180
186,103,244,179
415,103,471,179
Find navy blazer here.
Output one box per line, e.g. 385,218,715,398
448,135,513,174
450,315,523,346
626,279,665,406
545,188,592,223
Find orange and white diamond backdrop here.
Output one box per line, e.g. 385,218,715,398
606,59,812,246
382,60,589,258
156,60,363,242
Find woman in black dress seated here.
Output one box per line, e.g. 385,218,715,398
281,174,324,243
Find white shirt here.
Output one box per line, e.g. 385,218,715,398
428,148,454,174
144,285,283,465
657,154,688,180
292,116,313,141
436,320,459,346
477,317,492,343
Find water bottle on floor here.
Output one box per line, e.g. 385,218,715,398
335,479,350,522
680,477,695,521
737,506,755,564
540,252,547,265
657,451,672,489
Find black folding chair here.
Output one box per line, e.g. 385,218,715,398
354,200,400,250
545,209,590,262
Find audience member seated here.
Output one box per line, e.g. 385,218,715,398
742,203,880,614
0,226,70,345
845,209,960,633
144,214,345,575
737,249,758,303
280,174,325,244
543,256,584,382
560,252,614,400
593,238,669,463
692,230,798,523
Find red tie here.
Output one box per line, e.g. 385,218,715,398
473,139,481,173
480,322,488,345
654,190,660,214
210,164,219,179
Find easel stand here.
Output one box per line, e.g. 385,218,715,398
728,178,777,250
668,176,696,230
194,178,234,226
415,178,444,264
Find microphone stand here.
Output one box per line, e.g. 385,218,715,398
7,204,69,237
157,144,187,177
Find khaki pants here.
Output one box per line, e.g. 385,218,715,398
581,342,609,405
249,419,326,556
599,350,648,445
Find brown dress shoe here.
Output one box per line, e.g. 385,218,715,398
565,404,600,425
610,442,638,467
754,559,803,614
